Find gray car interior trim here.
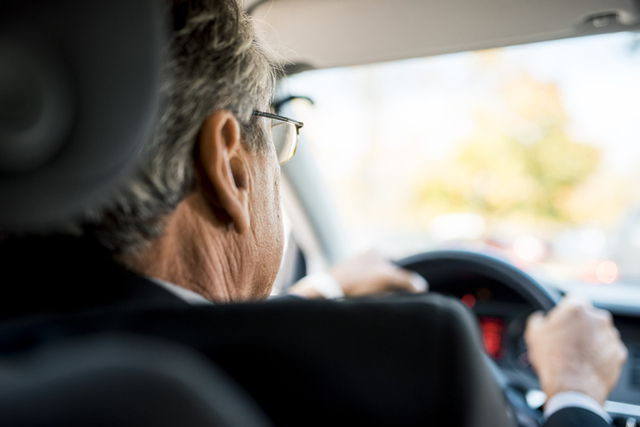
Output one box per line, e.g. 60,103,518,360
250,0,640,71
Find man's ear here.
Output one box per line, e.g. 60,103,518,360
195,110,250,234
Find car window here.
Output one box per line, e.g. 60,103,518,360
281,32,640,287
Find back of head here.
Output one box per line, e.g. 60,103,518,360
85,0,277,256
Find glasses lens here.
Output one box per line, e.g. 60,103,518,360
272,122,298,164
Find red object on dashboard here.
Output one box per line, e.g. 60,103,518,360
479,317,505,360
461,293,476,309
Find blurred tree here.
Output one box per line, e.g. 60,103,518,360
415,54,601,225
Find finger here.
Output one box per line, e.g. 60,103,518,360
385,269,428,293
607,326,621,341
618,343,629,363
408,271,428,292
554,295,592,322
525,311,545,337
524,311,544,366
592,307,613,325
561,294,593,309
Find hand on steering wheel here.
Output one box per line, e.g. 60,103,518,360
397,250,559,426
397,250,626,426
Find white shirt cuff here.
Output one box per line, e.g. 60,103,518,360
295,272,345,299
544,391,612,423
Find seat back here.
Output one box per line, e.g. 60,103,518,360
0,333,273,427
157,294,517,427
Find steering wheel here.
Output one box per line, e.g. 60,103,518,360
396,249,563,426
397,250,560,311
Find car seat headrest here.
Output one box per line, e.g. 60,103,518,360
0,0,165,230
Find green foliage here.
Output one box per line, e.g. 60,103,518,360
415,65,601,225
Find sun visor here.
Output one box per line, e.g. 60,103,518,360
0,1,165,229
250,0,640,71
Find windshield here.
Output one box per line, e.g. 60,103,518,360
281,32,640,287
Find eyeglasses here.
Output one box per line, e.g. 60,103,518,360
252,110,303,165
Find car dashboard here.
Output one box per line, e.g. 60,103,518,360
433,274,640,420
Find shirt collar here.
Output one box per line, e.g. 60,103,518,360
148,277,214,305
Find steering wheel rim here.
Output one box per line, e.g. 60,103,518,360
397,249,561,312
397,249,562,426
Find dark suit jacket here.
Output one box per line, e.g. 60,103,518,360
0,236,609,427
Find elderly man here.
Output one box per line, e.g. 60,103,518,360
0,0,627,425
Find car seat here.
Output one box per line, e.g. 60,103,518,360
0,333,272,426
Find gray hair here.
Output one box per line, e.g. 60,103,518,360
85,0,277,254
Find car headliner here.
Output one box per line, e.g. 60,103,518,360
247,0,640,72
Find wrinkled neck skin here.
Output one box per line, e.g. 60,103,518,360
123,193,269,304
